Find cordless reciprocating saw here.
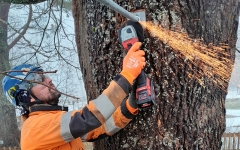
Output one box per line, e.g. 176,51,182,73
118,20,156,108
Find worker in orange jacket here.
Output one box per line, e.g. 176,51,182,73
2,42,145,150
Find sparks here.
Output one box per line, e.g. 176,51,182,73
140,21,234,90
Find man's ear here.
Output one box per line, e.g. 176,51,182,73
30,96,35,102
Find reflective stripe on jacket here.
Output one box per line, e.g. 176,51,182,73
21,75,138,150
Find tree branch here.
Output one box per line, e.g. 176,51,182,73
0,70,81,100
7,5,32,50
51,2,80,70
1,70,57,74
3,0,46,4
236,48,240,54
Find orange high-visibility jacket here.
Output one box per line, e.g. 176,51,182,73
21,75,138,150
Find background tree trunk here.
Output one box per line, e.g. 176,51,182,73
0,2,20,147
73,0,239,149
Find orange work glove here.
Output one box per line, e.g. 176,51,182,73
120,42,146,84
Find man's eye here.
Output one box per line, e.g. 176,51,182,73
41,75,46,82
36,78,42,82
34,75,43,82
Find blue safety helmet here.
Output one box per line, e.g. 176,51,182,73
2,64,43,106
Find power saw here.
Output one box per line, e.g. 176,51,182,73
118,20,156,108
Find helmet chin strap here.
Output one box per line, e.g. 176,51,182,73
16,88,68,113
30,94,68,112
30,92,60,106
28,92,68,112
29,91,45,105
17,90,68,115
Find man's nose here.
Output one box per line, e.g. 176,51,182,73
44,77,53,84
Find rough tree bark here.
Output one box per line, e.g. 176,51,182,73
0,2,20,147
73,0,238,149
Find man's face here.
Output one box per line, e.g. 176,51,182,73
30,74,60,103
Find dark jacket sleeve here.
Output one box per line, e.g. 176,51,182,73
81,98,138,142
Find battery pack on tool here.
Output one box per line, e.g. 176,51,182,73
136,71,156,108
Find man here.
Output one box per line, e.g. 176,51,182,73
2,42,145,150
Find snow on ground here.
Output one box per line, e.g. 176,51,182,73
225,109,240,133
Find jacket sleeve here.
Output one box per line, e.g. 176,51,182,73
59,74,133,142
81,98,138,142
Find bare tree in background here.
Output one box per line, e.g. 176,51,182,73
0,2,22,147
0,0,84,147
73,0,238,149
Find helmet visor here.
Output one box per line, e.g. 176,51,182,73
23,73,49,88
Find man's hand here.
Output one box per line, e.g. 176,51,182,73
120,42,146,84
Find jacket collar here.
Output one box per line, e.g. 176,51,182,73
29,104,68,113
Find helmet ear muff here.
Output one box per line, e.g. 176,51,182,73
15,89,31,106
8,84,31,106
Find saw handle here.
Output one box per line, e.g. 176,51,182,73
136,71,146,86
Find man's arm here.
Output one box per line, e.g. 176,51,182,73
60,42,144,142
61,74,131,141
80,98,138,142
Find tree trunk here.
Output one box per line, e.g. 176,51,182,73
72,0,100,100
0,2,20,147
73,0,238,149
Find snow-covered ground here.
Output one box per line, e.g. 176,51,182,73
225,109,240,133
